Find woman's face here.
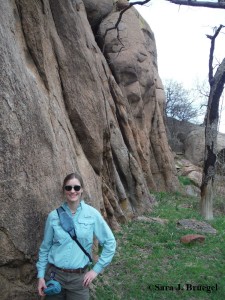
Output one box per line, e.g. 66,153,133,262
64,177,83,204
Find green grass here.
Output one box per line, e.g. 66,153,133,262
91,192,225,300
178,175,194,186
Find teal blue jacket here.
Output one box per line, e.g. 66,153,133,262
36,200,116,278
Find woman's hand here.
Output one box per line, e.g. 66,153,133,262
83,270,98,287
38,278,47,296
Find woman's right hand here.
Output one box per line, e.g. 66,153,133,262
38,278,47,296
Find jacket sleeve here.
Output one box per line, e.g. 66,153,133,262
92,211,116,274
36,212,54,278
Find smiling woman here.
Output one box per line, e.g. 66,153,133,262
36,172,116,300
63,175,84,212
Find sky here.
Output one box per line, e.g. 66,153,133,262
135,0,225,133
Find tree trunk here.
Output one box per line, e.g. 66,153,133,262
200,178,214,220
200,95,218,220
200,58,225,219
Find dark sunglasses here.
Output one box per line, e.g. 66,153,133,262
64,185,81,192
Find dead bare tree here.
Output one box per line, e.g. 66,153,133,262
201,25,225,219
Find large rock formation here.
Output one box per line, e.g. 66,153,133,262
0,0,178,298
184,128,225,166
167,118,225,166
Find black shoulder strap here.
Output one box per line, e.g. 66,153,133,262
57,206,92,263
70,235,92,263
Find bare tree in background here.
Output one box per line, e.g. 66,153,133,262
164,79,200,122
200,25,225,219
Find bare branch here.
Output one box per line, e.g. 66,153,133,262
103,0,151,52
207,25,225,86
200,103,208,109
166,0,225,9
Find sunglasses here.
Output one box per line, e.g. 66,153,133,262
64,185,81,192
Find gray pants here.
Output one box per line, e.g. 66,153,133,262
45,265,89,300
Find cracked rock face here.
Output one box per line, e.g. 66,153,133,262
0,0,178,298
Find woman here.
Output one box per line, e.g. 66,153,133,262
37,172,116,299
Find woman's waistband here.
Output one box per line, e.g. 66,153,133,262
50,264,88,274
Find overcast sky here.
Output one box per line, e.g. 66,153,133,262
135,0,225,132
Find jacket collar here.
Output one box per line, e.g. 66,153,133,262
62,200,84,214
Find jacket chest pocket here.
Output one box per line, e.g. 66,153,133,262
52,219,70,243
76,217,94,239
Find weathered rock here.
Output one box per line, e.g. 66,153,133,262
116,0,130,11
83,0,114,30
98,8,177,191
166,118,198,154
176,154,224,197
176,158,202,188
0,0,178,298
184,128,206,166
180,234,205,244
185,128,225,166
184,185,200,197
177,219,217,234
167,118,225,167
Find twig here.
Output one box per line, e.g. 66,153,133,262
103,0,151,53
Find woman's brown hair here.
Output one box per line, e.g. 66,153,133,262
62,172,84,192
